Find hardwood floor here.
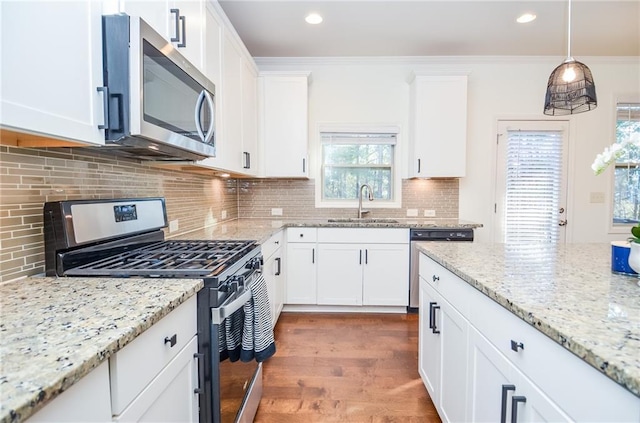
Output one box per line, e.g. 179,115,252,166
255,312,441,423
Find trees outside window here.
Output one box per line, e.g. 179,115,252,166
613,103,640,225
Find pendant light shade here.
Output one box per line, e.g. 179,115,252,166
543,0,597,116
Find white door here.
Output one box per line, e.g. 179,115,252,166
362,243,409,306
419,279,441,405
494,121,570,243
285,243,316,304
316,244,362,305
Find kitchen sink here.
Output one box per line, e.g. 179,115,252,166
327,218,399,223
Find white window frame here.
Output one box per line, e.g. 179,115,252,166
608,96,640,235
314,124,402,209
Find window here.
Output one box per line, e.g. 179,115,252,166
613,103,640,225
320,132,396,202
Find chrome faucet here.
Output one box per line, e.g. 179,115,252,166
358,184,374,218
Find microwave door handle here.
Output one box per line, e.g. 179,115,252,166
202,90,215,145
194,90,215,145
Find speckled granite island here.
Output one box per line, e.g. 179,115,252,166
0,277,202,423
417,241,640,399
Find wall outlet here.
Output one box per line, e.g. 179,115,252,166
424,210,436,217
590,192,605,204
406,208,418,217
271,208,283,216
169,219,179,233
221,210,227,219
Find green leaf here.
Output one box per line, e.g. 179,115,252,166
632,225,640,239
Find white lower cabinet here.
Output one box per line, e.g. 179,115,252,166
27,361,112,422
285,228,317,304
316,243,409,306
419,253,640,423
110,296,199,422
262,231,284,327
114,336,199,422
418,277,468,423
316,228,409,307
467,327,570,423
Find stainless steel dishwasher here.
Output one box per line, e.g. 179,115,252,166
408,228,474,312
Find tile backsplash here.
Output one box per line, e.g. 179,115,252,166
1,145,459,282
0,146,238,282
238,178,459,219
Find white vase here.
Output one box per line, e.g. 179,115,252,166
628,242,640,275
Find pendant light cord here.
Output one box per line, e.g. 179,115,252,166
567,0,572,59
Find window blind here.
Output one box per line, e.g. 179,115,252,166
504,130,563,243
321,132,397,145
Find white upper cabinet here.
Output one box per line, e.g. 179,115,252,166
259,73,310,178
0,1,106,146
241,59,258,176
408,74,468,178
118,0,205,71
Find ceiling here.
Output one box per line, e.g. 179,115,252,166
218,0,640,57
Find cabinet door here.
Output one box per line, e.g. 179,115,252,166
261,75,309,177
221,31,244,172
168,0,204,70
114,336,199,422
419,278,441,405
263,250,283,327
27,362,111,422
362,243,409,306
285,243,317,304
409,75,467,177
437,290,469,423
1,1,105,145
241,59,258,175
467,327,571,423
316,244,363,305
120,1,170,37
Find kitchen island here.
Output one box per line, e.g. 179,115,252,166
417,241,640,415
0,277,202,423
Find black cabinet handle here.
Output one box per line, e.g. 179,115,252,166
243,152,251,169
312,248,315,264
511,395,527,423
302,158,306,173
500,384,515,423
510,340,524,352
365,249,368,264
193,353,205,394
170,9,180,42
417,158,421,173
428,302,436,329
431,305,440,334
359,250,362,265
432,275,440,282
164,334,177,347
275,257,281,276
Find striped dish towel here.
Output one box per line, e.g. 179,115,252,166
240,273,276,362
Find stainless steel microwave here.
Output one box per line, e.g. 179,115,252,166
99,14,216,161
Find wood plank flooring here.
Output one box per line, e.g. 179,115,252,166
255,312,441,423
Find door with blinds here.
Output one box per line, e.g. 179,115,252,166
494,121,570,243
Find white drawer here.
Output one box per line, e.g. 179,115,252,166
419,253,474,318
110,295,197,415
261,230,283,260
317,228,408,244
287,227,317,243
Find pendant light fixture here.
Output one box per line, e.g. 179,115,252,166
543,0,597,116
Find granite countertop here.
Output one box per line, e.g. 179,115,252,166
168,217,483,243
0,277,203,423
0,217,480,422
416,242,640,398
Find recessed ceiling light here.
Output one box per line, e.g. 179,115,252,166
305,13,323,25
517,13,537,23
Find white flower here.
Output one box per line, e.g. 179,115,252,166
592,133,640,175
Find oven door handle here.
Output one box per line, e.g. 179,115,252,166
211,287,252,325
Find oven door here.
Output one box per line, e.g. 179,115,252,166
208,272,263,423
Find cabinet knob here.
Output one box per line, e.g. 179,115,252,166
164,334,177,347
432,275,440,282
299,233,304,238
510,340,524,352
275,240,279,244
